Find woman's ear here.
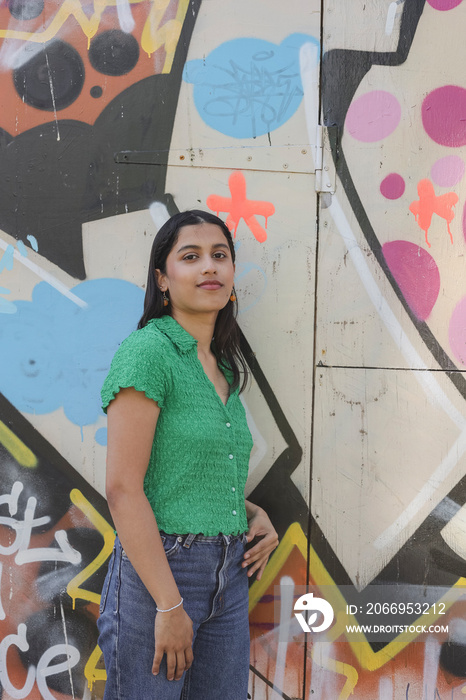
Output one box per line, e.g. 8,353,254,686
155,269,165,291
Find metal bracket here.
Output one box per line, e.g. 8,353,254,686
315,125,336,194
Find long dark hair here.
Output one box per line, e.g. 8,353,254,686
138,210,249,393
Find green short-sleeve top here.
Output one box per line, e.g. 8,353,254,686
101,315,253,536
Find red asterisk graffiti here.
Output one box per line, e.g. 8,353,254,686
409,179,458,248
206,171,275,243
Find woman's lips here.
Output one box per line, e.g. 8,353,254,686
198,281,223,290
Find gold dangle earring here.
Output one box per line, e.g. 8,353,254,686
230,287,236,302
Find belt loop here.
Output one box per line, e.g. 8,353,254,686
183,533,196,549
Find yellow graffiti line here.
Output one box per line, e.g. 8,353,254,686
248,522,466,674
141,0,189,69
248,521,306,613
0,420,37,468
0,0,186,62
66,488,115,609
307,536,466,671
85,643,107,690
0,0,103,44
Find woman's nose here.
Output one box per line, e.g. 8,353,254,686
201,257,217,273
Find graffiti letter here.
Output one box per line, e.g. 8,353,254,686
16,528,82,566
36,644,80,700
0,623,35,699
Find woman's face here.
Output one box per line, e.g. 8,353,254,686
156,222,235,317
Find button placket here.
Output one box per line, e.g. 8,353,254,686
225,409,240,521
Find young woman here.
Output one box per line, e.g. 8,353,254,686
97,210,278,699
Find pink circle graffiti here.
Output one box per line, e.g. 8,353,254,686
382,241,440,321
345,90,401,142
449,296,466,366
427,0,462,9
380,173,405,199
431,155,465,187
422,86,466,147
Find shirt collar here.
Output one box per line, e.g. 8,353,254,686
148,315,198,353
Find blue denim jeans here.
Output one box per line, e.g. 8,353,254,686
97,532,250,700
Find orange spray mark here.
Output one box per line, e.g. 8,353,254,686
409,178,458,248
206,171,275,243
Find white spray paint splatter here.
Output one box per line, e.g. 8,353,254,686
272,576,295,694
422,635,440,698
0,236,88,308
386,1,405,37
379,675,393,699
149,202,171,230
299,42,320,172
60,598,76,699
45,51,60,142
116,0,136,33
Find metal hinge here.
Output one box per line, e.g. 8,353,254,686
314,125,336,194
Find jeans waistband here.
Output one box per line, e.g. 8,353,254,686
159,531,248,549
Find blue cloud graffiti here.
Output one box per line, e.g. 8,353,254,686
183,33,319,139
0,278,143,431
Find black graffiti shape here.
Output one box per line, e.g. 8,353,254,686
8,0,44,21
13,41,84,112
0,442,76,529
440,637,466,678
0,121,94,281
89,29,140,76
0,1,201,279
0,393,111,526
37,527,107,604
90,85,103,98
17,606,98,697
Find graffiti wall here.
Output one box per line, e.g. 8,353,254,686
1,0,465,698
311,0,466,698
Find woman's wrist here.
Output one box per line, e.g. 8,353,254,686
245,499,262,519
156,597,183,613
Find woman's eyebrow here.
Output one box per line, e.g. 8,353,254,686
176,243,230,253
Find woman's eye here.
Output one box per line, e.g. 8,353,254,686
213,252,227,258
183,254,198,260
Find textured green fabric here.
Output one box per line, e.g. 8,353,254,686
101,315,253,535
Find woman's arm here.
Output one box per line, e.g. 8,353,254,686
106,387,193,680
242,500,279,580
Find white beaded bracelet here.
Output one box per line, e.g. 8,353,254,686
156,597,184,613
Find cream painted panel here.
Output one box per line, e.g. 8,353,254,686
168,0,321,174
313,365,466,588
324,0,403,53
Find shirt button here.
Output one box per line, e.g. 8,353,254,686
228,454,234,460
226,422,231,428
231,486,236,492
232,510,237,516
